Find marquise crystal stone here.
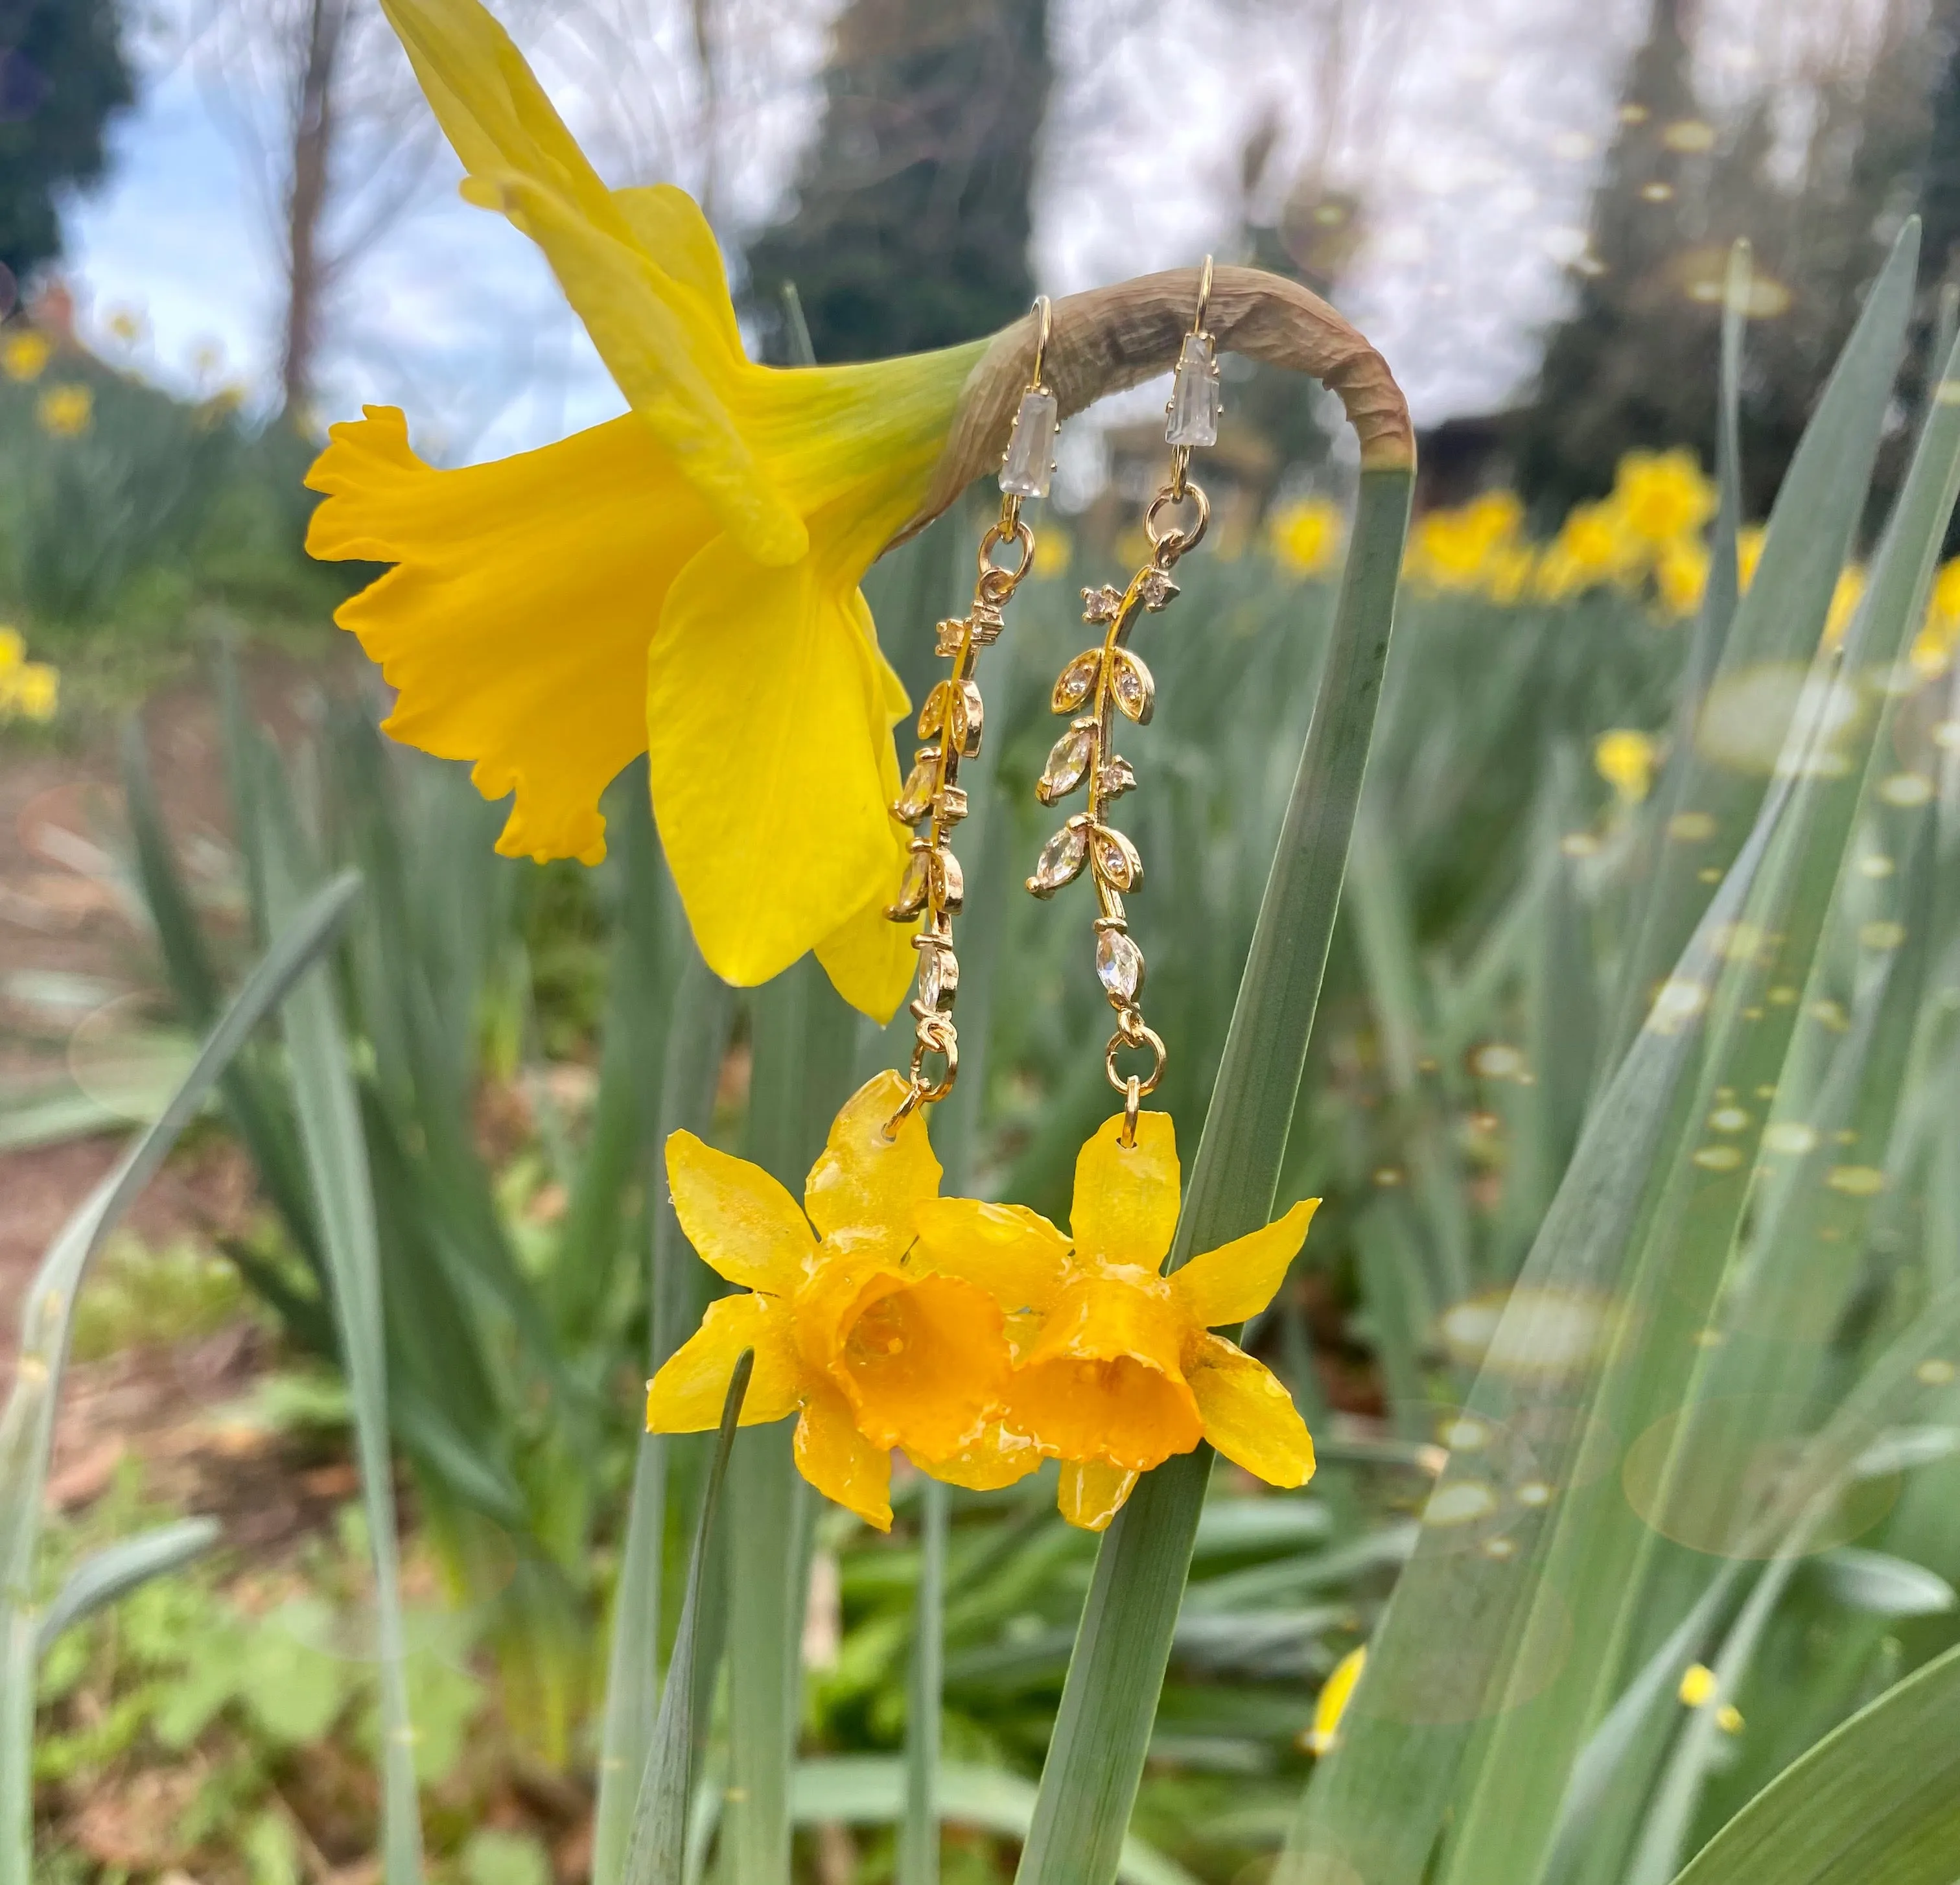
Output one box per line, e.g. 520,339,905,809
1028,820,1089,896
1000,387,1060,498
1095,927,1144,1003
916,942,957,1013
933,849,965,913
1091,825,1141,890
887,847,932,919
1038,721,1097,804
1053,648,1102,713
1165,333,1220,447
955,677,986,755
892,749,939,825
1110,647,1155,723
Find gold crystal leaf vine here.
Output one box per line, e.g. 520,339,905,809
891,263,1416,551
884,298,1057,1131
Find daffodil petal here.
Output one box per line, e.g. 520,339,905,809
377,0,804,563
815,880,920,1025
915,1423,1043,1492
613,184,747,365
794,1383,892,1530
833,1272,1009,1461
804,1071,942,1250
471,170,805,566
1185,1333,1316,1489
305,405,708,865
376,0,612,222
811,589,916,1020
665,1130,815,1293
912,1199,1071,1313
1169,1199,1320,1329
1058,1460,1139,1532
1072,1109,1180,1269
646,1293,800,1431
647,539,905,992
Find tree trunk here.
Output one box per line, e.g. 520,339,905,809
279,0,346,419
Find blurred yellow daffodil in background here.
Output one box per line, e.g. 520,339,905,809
37,383,93,438
915,1112,1318,1530
305,0,998,1018
1267,495,1347,578
1403,490,1524,592
0,627,60,724
1594,728,1660,803
646,1072,1013,1532
1612,448,1716,547
1303,1644,1368,1755
3,328,51,382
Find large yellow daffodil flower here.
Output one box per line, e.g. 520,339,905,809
915,1112,1320,1530
304,0,992,1018
646,1071,1014,1531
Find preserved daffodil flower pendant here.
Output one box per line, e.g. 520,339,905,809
647,1073,1319,1532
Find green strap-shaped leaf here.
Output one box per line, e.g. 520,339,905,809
594,944,735,1885
1664,1641,1960,1885
35,1518,222,1658
723,955,861,1885
622,1352,754,1885
266,825,424,1885
1014,459,1412,1885
0,872,360,1885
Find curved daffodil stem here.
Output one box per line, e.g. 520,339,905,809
1012,456,1415,1885
894,263,1415,548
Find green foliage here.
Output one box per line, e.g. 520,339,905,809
744,0,1049,362
0,360,349,651
0,0,131,285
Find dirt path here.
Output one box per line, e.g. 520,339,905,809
0,647,337,1361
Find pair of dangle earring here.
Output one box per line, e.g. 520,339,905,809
1027,257,1221,1142
884,296,1061,1129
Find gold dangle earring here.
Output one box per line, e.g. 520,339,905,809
885,296,1061,1130
1027,257,1219,1143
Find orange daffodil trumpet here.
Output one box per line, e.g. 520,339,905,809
304,0,992,1020
649,1077,1320,1533
917,1110,1318,1528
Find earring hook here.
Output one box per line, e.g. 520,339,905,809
1029,294,1053,391
1191,255,1214,341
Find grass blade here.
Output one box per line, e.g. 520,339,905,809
723,954,861,1884
266,837,423,1885
0,872,360,1885
595,944,736,1885
794,1759,1199,1885
34,1518,223,1657
1013,459,1412,1885
898,1478,950,1885
622,1352,754,1885
1663,1641,1960,1885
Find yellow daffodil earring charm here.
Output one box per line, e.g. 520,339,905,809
647,329,1062,1532
916,1112,1318,1528
645,1071,1015,1532
957,257,1321,1531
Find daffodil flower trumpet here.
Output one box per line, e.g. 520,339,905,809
305,0,1412,1024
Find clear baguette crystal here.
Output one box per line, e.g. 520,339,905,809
1165,333,1219,447
1000,388,1059,497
